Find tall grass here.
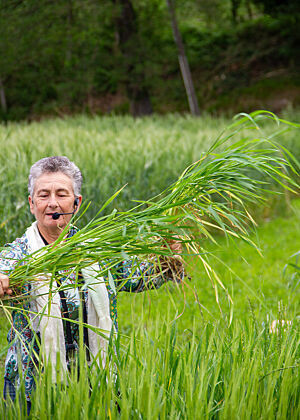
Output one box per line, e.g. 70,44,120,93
0,114,229,243
0,312,299,419
1,212,299,418
0,111,299,244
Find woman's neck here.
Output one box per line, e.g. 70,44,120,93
37,223,62,244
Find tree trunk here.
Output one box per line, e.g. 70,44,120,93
231,0,241,24
65,0,73,65
245,0,253,19
113,0,152,116
0,78,7,114
166,0,200,116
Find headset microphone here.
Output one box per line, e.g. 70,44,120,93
52,211,74,220
52,198,79,220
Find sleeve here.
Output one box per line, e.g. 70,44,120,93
0,240,26,274
114,257,183,293
0,238,29,306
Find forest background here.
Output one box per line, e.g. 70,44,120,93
1,0,300,121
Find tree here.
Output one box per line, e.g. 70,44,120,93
0,0,118,119
113,0,153,116
231,0,242,24
166,0,200,116
0,78,7,115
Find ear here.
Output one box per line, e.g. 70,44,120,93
28,196,35,215
74,195,82,213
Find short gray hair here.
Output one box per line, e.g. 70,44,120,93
28,156,83,197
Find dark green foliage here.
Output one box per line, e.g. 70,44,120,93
0,0,300,119
254,0,300,17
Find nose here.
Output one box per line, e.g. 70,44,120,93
47,194,59,209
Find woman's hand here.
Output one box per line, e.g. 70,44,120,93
168,239,182,256
156,238,184,283
0,273,12,298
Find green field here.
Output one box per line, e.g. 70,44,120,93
0,113,299,418
1,211,299,418
1,110,300,244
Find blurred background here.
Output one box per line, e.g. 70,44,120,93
1,0,299,121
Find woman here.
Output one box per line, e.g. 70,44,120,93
0,156,181,414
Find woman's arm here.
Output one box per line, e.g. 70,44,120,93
116,240,183,293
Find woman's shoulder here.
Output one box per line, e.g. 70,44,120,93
5,232,29,251
0,232,29,266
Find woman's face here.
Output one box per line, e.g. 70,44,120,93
28,171,82,233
